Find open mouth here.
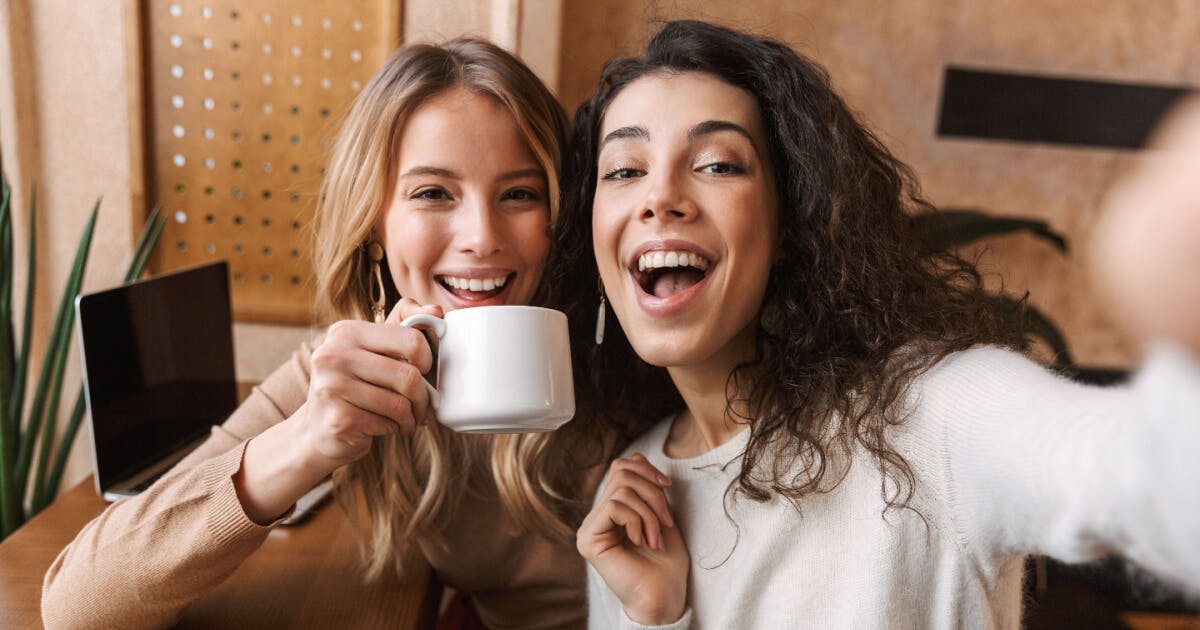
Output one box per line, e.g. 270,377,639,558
631,249,712,299
436,273,513,300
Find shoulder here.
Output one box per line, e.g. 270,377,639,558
910,345,1085,413
892,345,1100,456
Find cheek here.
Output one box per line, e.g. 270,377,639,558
726,192,778,287
382,210,446,275
591,197,623,268
513,212,552,268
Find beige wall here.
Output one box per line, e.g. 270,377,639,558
0,0,561,495
2,0,1188,493
559,0,1200,367
1,0,140,493
0,0,323,493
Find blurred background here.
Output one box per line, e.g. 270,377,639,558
1,1,1196,625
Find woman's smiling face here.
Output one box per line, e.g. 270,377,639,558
377,87,551,311
592,71,779,368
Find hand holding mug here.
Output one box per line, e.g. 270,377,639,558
302,298,442,466
578,454,689,626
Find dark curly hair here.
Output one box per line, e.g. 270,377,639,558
548,20,1025,512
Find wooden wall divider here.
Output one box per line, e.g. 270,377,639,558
131,0,402,323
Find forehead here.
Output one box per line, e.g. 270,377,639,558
396,88,534,160
600,71,764,139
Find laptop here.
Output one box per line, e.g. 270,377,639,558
75,261,237,501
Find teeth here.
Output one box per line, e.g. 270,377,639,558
440,274,508,292
636,250,711,273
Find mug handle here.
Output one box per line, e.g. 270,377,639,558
399,313,446,410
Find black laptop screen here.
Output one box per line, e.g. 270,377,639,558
77,262,237,488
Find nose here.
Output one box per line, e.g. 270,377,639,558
640,169,697,223
455,196,504,258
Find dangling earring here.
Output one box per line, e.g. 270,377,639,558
367,242,386,323
595,278,607,345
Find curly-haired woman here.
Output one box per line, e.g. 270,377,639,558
554,20,1200,629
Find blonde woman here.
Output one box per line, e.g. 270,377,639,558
43,38,602,629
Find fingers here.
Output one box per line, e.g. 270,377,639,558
325,317,434,376
612,487,664,550
309,361,422,437
579,454,676,554
600,461,675,528
601,455,672,509
388,297,445,322
325,345,431,424
311,330,434,435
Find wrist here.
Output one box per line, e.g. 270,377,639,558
236,410,333,523
285,404,343,479
624,600,686,627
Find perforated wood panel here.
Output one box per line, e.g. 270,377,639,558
141,0,400,323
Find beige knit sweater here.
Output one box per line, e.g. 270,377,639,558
41,341,587,630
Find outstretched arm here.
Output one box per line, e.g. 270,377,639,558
917,98,1200,597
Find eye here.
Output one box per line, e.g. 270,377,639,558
601,167,644,181
412,187,451,201
698,162,746,176
501,187,541,202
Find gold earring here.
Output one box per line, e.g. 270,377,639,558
595,278,607,345
368,242,386,323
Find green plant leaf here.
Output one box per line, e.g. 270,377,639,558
989,294,1076,373
0,175,18,536
1,178,12,426
127,205,163,283
39,208,164,508
914,209,1068,253
33,390,84,513
9,186,35,454
1,178,12,420
16,202,98,506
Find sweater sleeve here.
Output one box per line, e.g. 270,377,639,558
587,563,694,630
40,342,316,630
911,344,1200,596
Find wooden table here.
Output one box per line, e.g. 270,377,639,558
0,478,439,629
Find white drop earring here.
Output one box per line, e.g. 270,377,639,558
595,279,607,345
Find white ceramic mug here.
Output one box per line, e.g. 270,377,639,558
400,305,575,433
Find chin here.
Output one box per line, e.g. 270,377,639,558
625,332,710,369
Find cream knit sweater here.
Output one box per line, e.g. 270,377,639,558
589,346,1200,629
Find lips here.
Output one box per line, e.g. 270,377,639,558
435,270,515,306
626,240,716,315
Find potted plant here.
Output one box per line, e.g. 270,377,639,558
0,154,163,539
913,208,1075,373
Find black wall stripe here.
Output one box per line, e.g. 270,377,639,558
937,67,1192,149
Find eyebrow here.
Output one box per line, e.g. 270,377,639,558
687,120,755,144
397,166,544,182
599,126,649,150
399,166,457,179
599,120,755,151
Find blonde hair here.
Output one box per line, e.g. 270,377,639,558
311,38,574,578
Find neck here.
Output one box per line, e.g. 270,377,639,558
664,326,758,458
